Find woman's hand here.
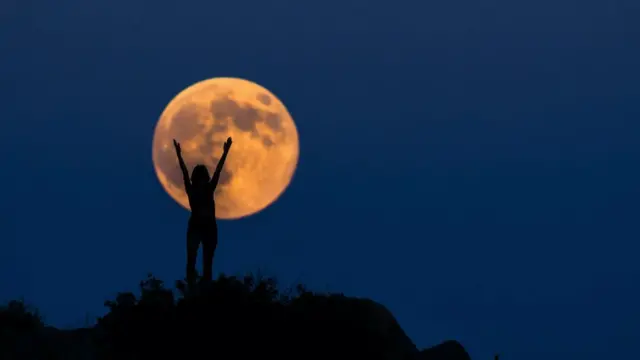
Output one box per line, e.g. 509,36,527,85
223,137,232,152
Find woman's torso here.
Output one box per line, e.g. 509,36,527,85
187,184,216,221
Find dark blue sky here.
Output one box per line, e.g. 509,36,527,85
1,1,639,359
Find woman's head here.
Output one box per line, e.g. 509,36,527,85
191,164,210,185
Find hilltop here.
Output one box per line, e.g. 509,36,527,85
0,273,471,360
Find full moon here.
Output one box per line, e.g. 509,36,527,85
152,77,299,219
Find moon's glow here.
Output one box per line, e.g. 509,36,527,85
152,77,299,219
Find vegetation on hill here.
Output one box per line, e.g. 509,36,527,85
0,273,471,360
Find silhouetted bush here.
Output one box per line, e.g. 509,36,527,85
1,273,470,360
0,299,44,332
93,272,407,359
0,299,49,359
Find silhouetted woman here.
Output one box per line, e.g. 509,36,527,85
173,137,232,288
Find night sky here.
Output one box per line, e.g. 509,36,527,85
1,1,639,359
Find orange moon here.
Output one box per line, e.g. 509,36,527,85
152,77,300,219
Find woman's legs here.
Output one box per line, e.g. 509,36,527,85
201,224,218,283
186,226,200,289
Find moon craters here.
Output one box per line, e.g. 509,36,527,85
210,96,239,121
257,93,272,106
210,95,284,143
198,140,217,159
262,137,274,147
212,159,233,186
234,106,262,133
210,97,262,133
155,145,184,190
265,112,282,131
171,103,207,142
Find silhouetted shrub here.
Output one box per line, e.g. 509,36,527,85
0,299,49,359
93,272,402,359
0,299,44,332
2,272,470,360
